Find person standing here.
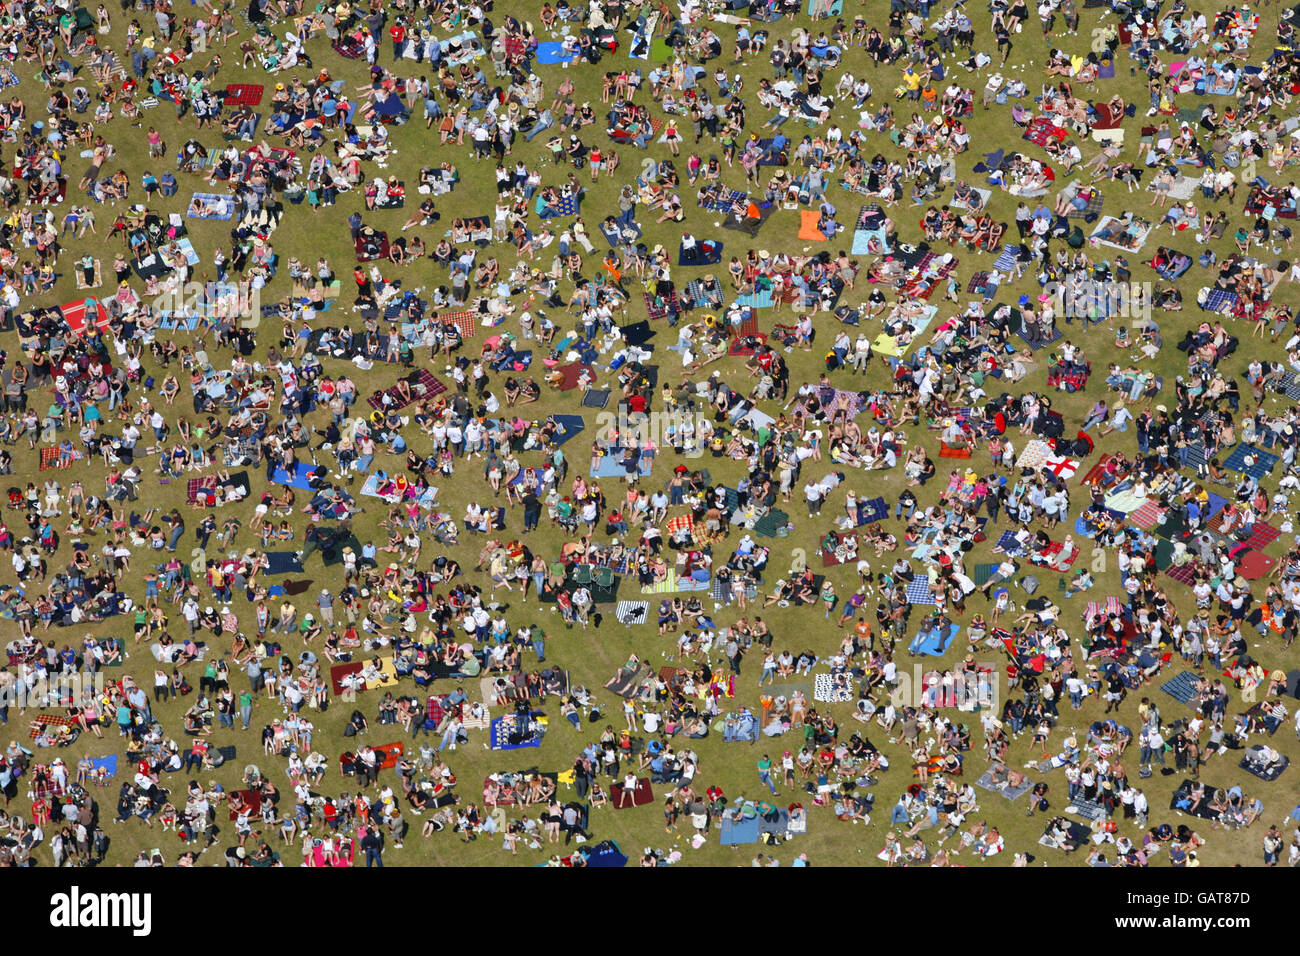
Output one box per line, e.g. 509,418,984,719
238,687,254,731
362,826,384,868
757,754,778,796
1264,825,1283,866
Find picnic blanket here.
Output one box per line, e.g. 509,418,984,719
614,601,649,625
187,192,236,219
974,770,1034,801
719,806,763,845
269,461,320,490
489,712,546,750
904,577,936,605
604,662,652,698
813,672,854,703
721,712,759,742
908,622,959,657
1222,444,1280,480
29,714,77,740
854,496,888,526
223,83,264,106
366,368,446,410
610,777,654,808
1160,670,1200,706
1089,215,1152,252
1240,745,1289,781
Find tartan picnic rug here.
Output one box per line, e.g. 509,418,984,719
29,714,77,739
1128,500,1164,530
223,83,264,106
700,188,747,212
187,476,219,504
366,368,446,410
437,310,477,340
1207,512,1280,551
644,291,682,320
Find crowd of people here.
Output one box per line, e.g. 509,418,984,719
0,0,1297,870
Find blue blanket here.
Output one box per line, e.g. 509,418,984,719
489,712,545,750
719,808,762,845
270,461,320,490
264,552,305,575
909,622,959,657
723,714,759,742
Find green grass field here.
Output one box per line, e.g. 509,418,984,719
6,0,1298,868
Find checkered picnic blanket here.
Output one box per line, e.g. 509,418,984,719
29,714,76,739
904,576,936,605
1271,371,1300,403
38,447,59,471
643,291,681,320
1200,287,1239,314
857,496,888,525
1223,443,1279,479
994,530,1027,555
1023,117,1068,148
967,271,991,293
187,476,219,504
901,252,959,300
332,36,365,58
683,279,722,310
1160,670,1201,705
1208,511,1280,550
1128,499,1163,529
855,203,884,230
223,83,264,106
700,187,747,212
438,310,477,339
711,577,757,603
1064,189,1104,219
1165,563,1200,586
366,368,446,410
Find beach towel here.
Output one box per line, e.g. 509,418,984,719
614,601,649,625
270,461,320,490
536,41,581,64
797,210,827,241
